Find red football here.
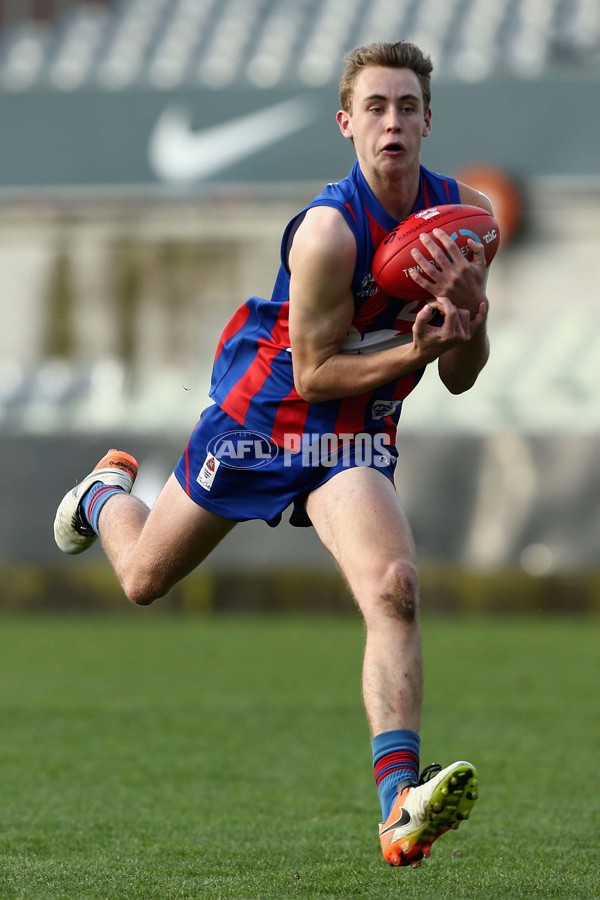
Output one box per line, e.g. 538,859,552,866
372,204,500,301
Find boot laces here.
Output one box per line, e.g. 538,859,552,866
417,763,442,786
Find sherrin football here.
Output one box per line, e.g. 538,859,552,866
372,204,500,301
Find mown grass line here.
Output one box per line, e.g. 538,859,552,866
0,612,597,898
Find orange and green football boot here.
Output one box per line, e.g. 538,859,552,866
379,761,479,867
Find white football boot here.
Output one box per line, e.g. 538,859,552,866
54,449,138,554
379,761,479,867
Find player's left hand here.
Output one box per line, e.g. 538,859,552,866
409,228,489,317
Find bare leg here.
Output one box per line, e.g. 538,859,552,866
306,466,422,735
97,474,236,605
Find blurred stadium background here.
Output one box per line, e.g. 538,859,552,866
1,0,599,611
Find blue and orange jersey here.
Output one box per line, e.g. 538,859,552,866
209,161,460,447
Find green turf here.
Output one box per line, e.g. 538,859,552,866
0,611,598,899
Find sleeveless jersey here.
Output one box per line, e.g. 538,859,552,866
209,161,460,447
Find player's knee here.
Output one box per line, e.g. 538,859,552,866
122,570,168,606
376,559,419,623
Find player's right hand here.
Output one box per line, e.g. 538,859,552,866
412,296,482,361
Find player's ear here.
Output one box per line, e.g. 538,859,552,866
337,109,353,140
422,108,432,138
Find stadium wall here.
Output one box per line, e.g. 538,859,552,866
0,76,599,187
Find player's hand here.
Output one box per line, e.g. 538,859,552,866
412,296,484,361
409,229,488,316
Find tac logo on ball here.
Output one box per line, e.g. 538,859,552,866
207,430,279,469
449,227,480,244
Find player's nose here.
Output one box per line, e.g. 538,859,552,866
385,109,402,131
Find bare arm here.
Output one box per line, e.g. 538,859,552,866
408,184,493,394
288,206,479,403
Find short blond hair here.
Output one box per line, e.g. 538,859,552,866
339,41,433,113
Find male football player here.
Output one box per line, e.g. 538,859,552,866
55,41,489,866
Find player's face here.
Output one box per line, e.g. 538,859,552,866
337,66,431,181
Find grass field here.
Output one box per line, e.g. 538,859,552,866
0,611,598,899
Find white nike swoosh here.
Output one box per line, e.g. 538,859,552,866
148,96,317,184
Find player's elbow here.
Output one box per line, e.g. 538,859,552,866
294,371,327,404
439,344,489,394
444,378,476,396
441,360,487,393
442,372,478,395
296,384,323,404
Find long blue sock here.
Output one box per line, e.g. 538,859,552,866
80,482,125,534
372,729,420,821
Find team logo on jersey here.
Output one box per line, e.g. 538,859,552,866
371,400,402,420
357,272,379,299
207,430,279,469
